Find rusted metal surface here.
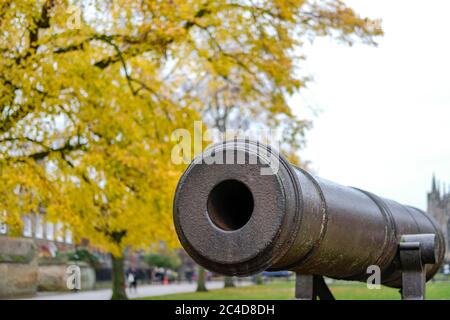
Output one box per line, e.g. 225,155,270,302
173,140,445,288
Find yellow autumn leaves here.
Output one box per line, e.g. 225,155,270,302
0,0,381,257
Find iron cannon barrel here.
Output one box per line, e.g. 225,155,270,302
173,140,445,288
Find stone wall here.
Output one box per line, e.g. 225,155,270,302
0,236,38,298
38,261,96,291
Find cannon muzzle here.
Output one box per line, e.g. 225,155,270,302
173,140,445,288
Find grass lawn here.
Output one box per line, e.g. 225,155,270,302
140,280,450,300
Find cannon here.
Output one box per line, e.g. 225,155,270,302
173,140,445,299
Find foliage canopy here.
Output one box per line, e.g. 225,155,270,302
0,0,382,257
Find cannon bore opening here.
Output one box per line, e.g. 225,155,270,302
207,179,254,231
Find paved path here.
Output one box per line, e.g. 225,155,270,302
23,281,250,300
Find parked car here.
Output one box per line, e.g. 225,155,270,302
261,271,292,278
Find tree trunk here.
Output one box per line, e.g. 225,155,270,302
254,273,263,285
196,266,208,292
111,253,128,300
224,276,235,288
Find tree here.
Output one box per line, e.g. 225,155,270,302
196,266,208,293
254,273,264,285
0,0,381,299
144,251,182,271
182,0,383,160
0,0,196,299
67,248,100,268
183,1,382,289
224,276,236,288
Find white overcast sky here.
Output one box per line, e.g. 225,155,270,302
291,0,450,210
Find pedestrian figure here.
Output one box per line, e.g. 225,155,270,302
127,270,137,292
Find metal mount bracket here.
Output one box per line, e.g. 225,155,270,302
295,273,335,300
399,233,437,300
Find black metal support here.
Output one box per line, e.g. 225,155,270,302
295,233,437,300
295,273,335,300
399,234,437,300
